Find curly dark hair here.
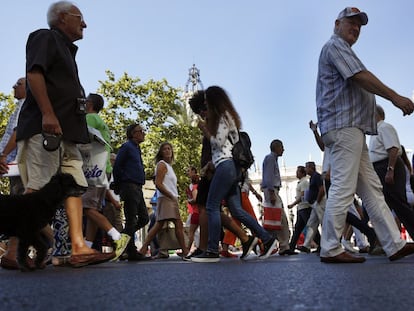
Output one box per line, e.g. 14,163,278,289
189,90,207,115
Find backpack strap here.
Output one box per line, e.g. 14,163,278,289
228,129,240,146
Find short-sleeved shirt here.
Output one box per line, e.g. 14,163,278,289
306,171,323,205
369,120,402,163
16,28,89,144
261,152,281,190
316,34,377,136
0,99,24,163
296,177,311,211
86,113,112,174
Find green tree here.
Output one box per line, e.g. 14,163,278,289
0,92,16,194
98,71,202,217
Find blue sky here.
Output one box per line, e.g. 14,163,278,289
1,0,414,169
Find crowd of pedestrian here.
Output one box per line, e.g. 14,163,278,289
1,2,414,272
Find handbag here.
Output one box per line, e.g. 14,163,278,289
262,201,282,230
157,221,189,250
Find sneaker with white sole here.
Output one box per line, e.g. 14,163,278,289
112,234,131,261
183,248,203,261
191,251,220,263
259,237,278,260
240,236,259,260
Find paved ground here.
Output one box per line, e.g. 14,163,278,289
0,251,413,311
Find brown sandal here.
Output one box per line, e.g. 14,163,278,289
0,256,19,270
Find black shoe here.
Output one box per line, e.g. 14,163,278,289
127,251,150,261
259,237,278,260
152,252,170,260
297,246,311,253
183,248,203,261
191,251,220,263
240,236,259,260
358,246,370,254
279,249,299,256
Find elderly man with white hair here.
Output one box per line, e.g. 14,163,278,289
15,1,114,269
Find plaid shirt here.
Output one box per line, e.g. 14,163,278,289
0,98,24,163
316,34,377,136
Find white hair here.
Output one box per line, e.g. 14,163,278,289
47,1,74,28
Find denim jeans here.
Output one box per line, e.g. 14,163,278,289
206,159,272,253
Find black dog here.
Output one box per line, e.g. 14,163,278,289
0,173,79,271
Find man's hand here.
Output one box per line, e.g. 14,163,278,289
269,191,276,206
309,120,318,132
352,70,414,116
42,112,62,135
0,156,9,175
392,95,414,116
385,169,395,184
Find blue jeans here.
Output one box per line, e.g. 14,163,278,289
206,159,272,253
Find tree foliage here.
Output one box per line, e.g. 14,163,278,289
0,93,16,139
98,71,202,217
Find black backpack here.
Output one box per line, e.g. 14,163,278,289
231,131,255,171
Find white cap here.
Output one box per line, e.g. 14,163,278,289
337,7,368,25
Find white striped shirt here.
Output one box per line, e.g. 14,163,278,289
316,34,377,136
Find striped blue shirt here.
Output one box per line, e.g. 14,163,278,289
261,152,281,190
0,99,24,163
316,34,377,136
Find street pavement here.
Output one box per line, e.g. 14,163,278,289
0,251,413,311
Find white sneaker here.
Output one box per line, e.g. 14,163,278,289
341,239,357,253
